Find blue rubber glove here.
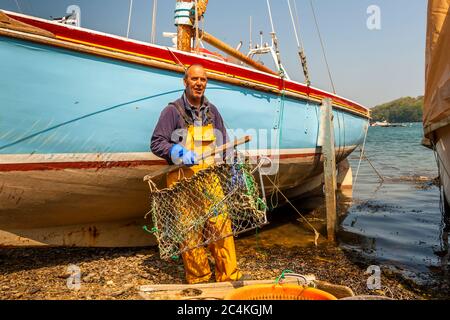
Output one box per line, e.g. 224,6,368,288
170,144,198,166
182,150,198,166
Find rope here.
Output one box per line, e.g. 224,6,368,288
287,0,301,49
353,122,369,187
265,174,322,246
275,269,294,284
309,0,336,94
167,46,187,71
266,0,276,36
363,153,385,182
288,0,311,86
292,0,305,50
354,125,387,190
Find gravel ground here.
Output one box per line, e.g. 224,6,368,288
1,199,447,300
0,241,444,300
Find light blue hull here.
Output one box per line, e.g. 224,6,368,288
0,36,368,246
0,37,366,155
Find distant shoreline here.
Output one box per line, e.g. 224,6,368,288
371,96,423,123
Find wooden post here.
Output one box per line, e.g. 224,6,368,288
319,98,337,242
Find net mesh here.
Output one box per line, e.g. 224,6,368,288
144,162,267,261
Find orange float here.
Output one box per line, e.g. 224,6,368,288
224,284,338,300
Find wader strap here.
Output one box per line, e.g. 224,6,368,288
172,101,215,127
172,102,194,126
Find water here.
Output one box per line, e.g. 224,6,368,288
341,123,449,285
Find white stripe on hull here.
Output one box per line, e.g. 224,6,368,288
0,147,357,164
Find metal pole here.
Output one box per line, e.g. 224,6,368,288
320,98,337,242
266,0,275,34
127,0,133,38
249,16,252,50
151,0,158,43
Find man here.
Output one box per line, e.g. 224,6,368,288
151,64,243,284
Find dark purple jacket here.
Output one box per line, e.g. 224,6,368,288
150,95,228,164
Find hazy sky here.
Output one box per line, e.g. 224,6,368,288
0,0,427,107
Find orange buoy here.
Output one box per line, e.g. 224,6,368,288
224,284,337,300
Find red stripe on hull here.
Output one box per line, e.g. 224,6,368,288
0,160,167,172
279,153,318,159
0,153,319,172
5,12,369,116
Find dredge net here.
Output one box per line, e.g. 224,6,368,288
144,161,268,261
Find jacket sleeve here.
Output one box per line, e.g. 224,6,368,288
150,105,178,163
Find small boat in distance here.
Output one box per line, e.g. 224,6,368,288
370,121,406,127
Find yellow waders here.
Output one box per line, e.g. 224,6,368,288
167,124,242,284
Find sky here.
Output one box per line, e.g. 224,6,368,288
0,0,428,107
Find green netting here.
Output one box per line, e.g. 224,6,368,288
144,162,267,261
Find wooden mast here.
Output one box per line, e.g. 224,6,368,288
176,0,208,52
175,0,276,75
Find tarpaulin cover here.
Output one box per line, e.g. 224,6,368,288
424,0,450,137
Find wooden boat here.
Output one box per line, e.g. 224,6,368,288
0,2,370,247
424,0,450,211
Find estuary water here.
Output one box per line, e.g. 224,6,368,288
341,122,449,285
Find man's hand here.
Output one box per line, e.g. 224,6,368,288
170,144,198,166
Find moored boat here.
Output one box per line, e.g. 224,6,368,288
0,2,370,247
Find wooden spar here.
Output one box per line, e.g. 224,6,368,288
176,0,209,52
199,30,278,76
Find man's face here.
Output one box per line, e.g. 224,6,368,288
184,65,208,102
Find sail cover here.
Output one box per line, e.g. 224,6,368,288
424,0,450,137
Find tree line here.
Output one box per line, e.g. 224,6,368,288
371,96,423,123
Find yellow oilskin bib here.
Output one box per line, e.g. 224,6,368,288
167,124,242,284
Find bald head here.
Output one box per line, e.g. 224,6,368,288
184,64,208,108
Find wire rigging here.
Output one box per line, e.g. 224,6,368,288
151,0,158,43
127,0,133,38
309,0,336,93
288,0,311,86
13,0,22,13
